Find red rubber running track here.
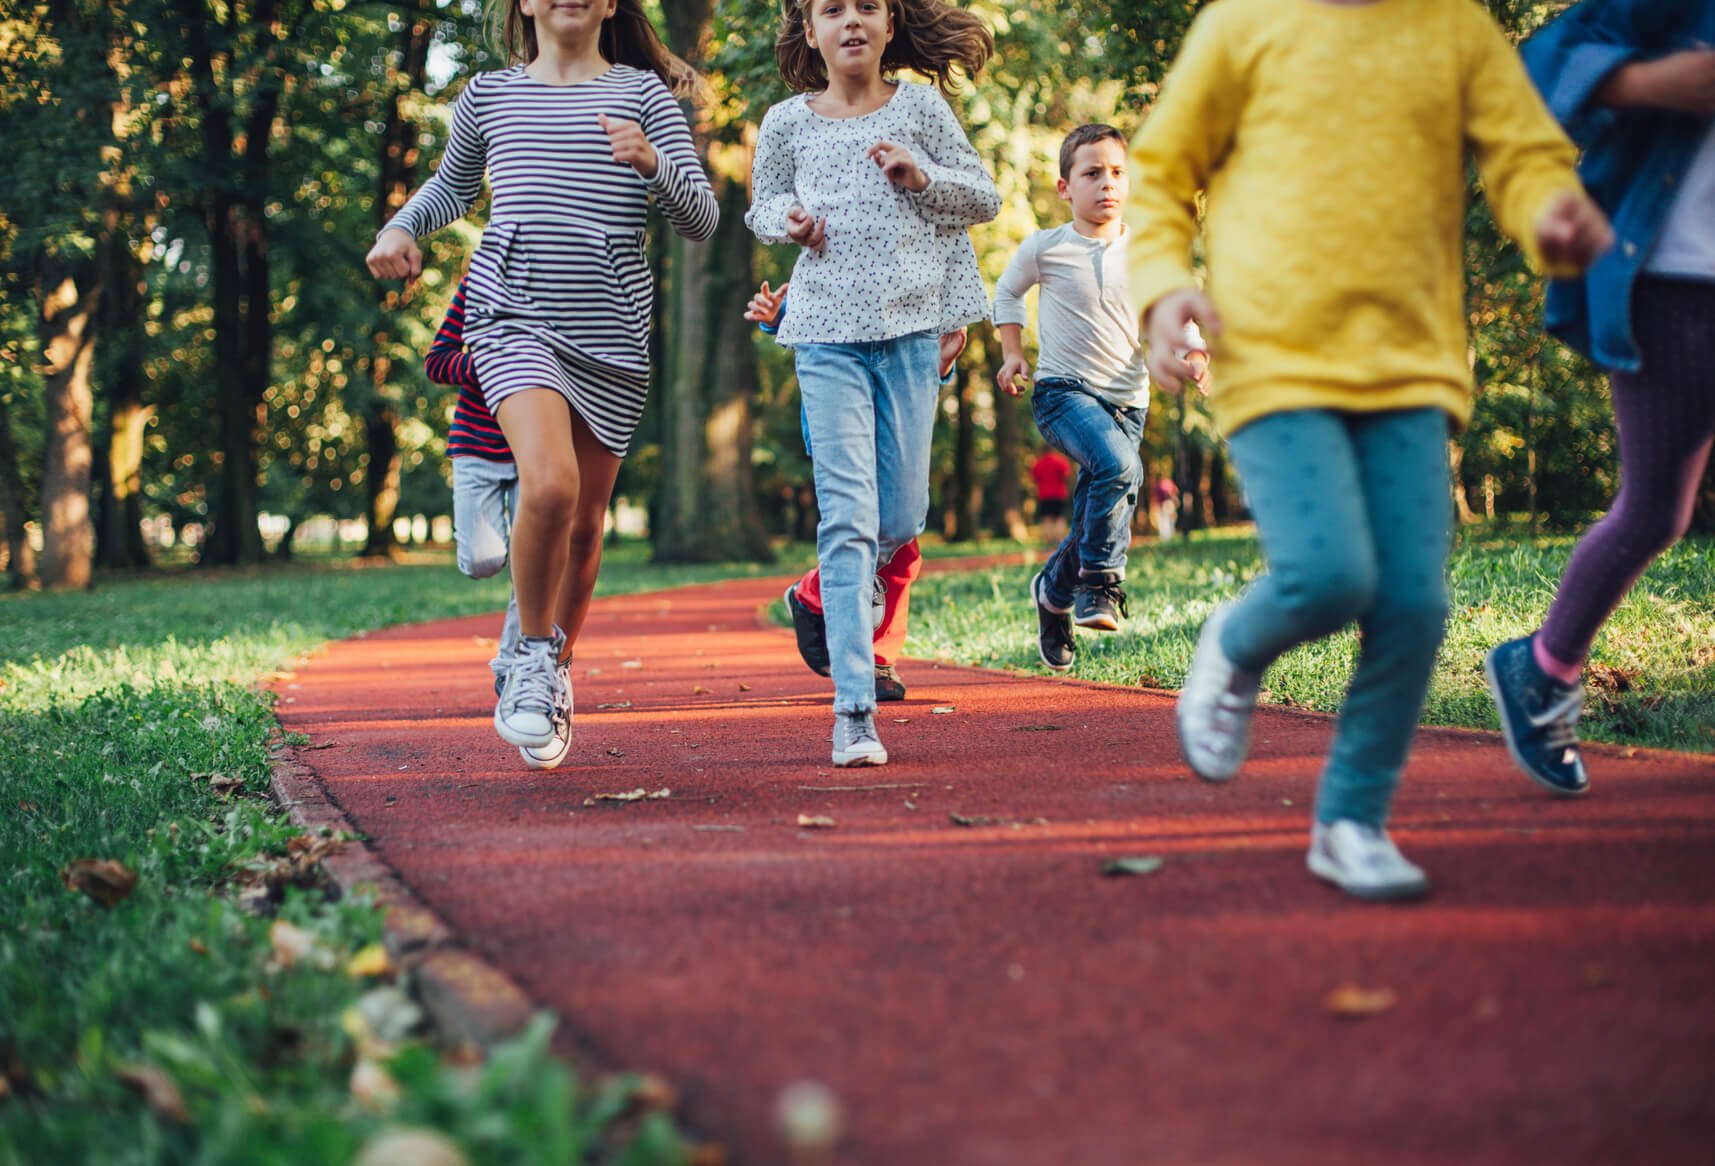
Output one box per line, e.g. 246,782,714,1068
275,569,1715,1165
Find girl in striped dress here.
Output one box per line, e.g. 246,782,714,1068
367,0,717,763
746,0,999,767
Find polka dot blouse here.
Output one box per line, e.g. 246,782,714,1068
746,80,999,346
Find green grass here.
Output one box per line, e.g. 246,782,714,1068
0,539,782,1165
895,528,1715,755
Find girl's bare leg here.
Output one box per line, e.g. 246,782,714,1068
553,409,623,652
495,390,581,639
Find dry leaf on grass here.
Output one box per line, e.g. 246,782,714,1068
347,943,392,979
61,859,139,907
353,1128,469,1166
114,1063,190,1123
195,773,244,795
270,920,322,969
188,938,209,956
1101,856,1164,877
350,1058,400,1112
797,814,837,829
1323,984,1397,1018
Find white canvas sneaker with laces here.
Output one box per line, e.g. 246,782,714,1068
494,629,566,749
832,710,888,767
1176,602,1261,781
519,654,573,770
1307,820,1430,901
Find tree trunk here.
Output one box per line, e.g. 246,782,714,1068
1447,438,1478,526
987,326,1028,541
362,406,403,558
654,180,774,562
39,271,99,589
652,0,772,563
0,389,39,589
97,211,152,569
951,370,978,542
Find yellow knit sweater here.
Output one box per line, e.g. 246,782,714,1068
1125,0,1583,436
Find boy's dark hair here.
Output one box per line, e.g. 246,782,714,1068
775,0,994,96
1058,124,1125,179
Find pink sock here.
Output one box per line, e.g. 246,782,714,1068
1532,635,1583,687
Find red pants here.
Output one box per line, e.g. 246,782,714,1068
793,539,921,666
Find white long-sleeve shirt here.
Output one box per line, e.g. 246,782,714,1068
992,222,1150,409
746,80,998,346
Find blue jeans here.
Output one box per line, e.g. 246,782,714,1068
795,333,940,712
1031,377,1147,609
452,455,522,682
1222,408,1451,827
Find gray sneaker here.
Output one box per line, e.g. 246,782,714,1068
1307,820,1430,901
832,710,888,767
1176,602,1261,781
494,629,566,749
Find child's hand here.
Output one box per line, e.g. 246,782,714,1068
598,114,659,179
867,141,929,192
1601,49,1715,116
786,206,827,251
366,227,423,282
1146,288,1222,395
996,354,1031,397
939,328,968,381
744,280,790,326
1534,189,1613,275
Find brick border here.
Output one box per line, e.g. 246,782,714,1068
268,750,538,1047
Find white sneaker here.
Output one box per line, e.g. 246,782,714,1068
1307,820,1430,901
832,710,887,767
1176,603,1261,781
520,656,573,769
494,629,566,748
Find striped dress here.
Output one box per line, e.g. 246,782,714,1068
424,277,513,462
387,64,718,457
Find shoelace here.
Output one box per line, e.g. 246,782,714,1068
1529,685,1584,751
507,646,560,716
1093,583,1130,619
840,713,880,748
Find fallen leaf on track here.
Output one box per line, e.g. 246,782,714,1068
115,1063,189,1123
949,812,1047,828
1102,856,1165,877
597,700,632,709
1014,724,1065,732
738,683,752,692
584,788,671,805
692,685,712,695
61,859,138,907
930,706,956,714
797,814,837,829
1324,984,1397,1018
606,747,625,757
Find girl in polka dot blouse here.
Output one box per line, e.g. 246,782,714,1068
745,0,999,769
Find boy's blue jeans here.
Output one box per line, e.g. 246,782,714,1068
796,333,939,713
1222,407,1452,827
452,455,522,682
1031,377,1147,609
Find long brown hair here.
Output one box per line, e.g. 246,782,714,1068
487,0,700,97
774,0,994,95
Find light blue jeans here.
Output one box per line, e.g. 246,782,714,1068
1222,408,1452,827
451,455,522,683
795,333,940,713
1031,377,1147,608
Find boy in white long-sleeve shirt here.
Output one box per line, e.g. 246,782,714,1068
996,124,1202,672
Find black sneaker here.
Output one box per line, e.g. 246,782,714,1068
1032,571,1074,672
874,664,906,702
786,583,831,677
1074,571,1130,632
1485,635,1589,795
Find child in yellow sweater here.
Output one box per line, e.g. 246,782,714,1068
1125,0,1612,899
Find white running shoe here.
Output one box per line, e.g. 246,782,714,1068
1307,820,1430,901
494,629,566,748
832,710,888,767
1176,602,1261,781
